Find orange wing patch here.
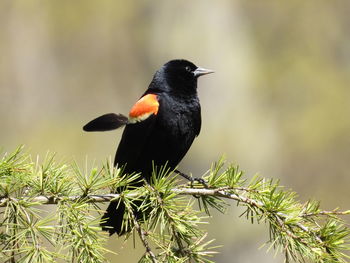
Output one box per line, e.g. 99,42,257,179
129,94,159,123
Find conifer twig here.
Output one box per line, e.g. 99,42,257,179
0,187,347,247
131,212,158,263
1,189,349,221
1,147,350,262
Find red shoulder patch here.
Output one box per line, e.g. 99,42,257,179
129,94,159,123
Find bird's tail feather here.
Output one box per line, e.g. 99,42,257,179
100,195,144,236
101,200,127,236
83,113,128,132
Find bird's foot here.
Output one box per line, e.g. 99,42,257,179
190,177,209,188
175,170,209,188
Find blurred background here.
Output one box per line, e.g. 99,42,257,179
1,0,350,262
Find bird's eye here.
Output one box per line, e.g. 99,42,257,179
185,66,192,72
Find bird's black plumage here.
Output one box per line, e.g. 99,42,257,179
83,59,213,235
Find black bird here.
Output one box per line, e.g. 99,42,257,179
83,59,213,235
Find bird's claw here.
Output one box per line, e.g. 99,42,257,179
175,170,208,200
189,177,209,188
175,169,208,188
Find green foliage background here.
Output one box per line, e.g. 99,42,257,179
0,1,349,262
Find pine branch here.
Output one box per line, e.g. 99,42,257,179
1,189,349,219
1,187,347,253
1,147,349,263
125,199,158,263
0,193,123,207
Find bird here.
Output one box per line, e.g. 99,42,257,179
83,59,213,236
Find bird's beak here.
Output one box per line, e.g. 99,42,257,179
193,67,214,77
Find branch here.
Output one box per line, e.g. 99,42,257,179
174,188,325,243
0,194,123,207
1,147,349,262
2,188,348,220
124,199,158,263
1,187,348,246
303,210,350,217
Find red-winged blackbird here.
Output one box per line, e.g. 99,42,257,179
83,59,213,235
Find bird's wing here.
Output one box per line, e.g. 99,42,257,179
128,94,159,123
114,94,160,168
83,113,128,132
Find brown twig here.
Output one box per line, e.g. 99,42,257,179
303,210,350,217
124,200,158,263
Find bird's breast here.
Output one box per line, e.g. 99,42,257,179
155,95,201,146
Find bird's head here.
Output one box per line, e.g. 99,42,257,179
152,59,213,95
